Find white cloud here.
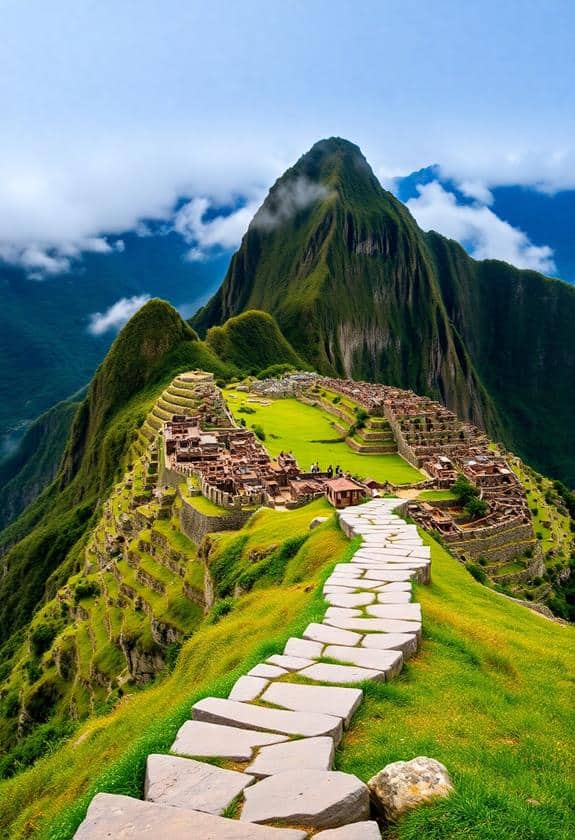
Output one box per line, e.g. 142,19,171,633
252,177,331,230
87,294,151,336
407,181,555,274
173,195,264,260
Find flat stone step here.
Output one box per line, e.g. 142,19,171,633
377,581,412,591
325,607,362,620
323,585,356,594
315,822,382,838
361,570,414,582
261,682,362,724
171,720,288,762
365,604,422,620
267,654,315,671
284,637,324,658
324,616,422,636
145,754,251,815
377,591,412,603
192,698,343,741
229,676,269,702
303,623,363,647
246,736,334,778
361,632,418,657
323,645,403,678
240,770,370,830
299,663,384,684
325,578,380,591
248,664,288,679
325,592,376,607
74,793,307,839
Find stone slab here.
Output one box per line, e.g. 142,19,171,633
325,592,376,608
74,793,307,839
248,663,287,679
361,633,418,657
361,570,413,582
376,590,412,603
145,754,251,815
326,578,380,591
323,645,403,678
315,822,382,839
366,604,422,620
192,697,343,741
324,616,421,635
284,637,324,658
299,663,384,684
171,720,287,762
229,676,269,702
323,585,356,594
332,565,363,576
262,681,362,725
266,654,315,671
377,581,412,591
303,622,363,647
325,607,363,620
240,770,370,829
362,568,421,581
247,736,334,778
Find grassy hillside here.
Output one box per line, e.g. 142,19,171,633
0,511,572,839
205,309,308,374
0,395,82,531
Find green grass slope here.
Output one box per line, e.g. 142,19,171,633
205,309,308,374
0,512,572,839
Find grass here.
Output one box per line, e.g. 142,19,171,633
336,530,575,840
181,489,231,517
0,503,348,839
225,389,423,485
417,490,457,501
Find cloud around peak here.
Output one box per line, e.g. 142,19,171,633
87,294,151,336
406,181,555,274
251,176,331,231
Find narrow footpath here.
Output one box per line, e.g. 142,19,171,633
75,498,430,839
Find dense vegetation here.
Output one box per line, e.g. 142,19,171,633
192,137,575,485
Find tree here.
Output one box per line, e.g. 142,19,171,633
465,496,488,520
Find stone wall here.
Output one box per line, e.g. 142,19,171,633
383,407,420,467
447,519,535,563
179,498,252,545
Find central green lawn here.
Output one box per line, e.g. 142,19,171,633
418,489,457,501
225,390,423,485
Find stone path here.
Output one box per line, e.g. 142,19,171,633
75,499,430,838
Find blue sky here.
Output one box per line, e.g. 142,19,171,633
0,0,573,277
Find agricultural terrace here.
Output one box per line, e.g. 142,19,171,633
224,388,423,485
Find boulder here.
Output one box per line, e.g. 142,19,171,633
368,756,453,822
310,516,329,530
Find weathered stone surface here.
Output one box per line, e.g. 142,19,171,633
377,582,412,592
325,606,363,620
377,591,411,603
323,585,356,594
332,565,363,576
248,663,287,679
326,578,380,591
299,662,384,684
229,675,269,702
323,645,403,677
262,682,362,724
192,697,343,741
324,617,421,636
145,754,251,814
325,592,376,608
368,756,453,822
74,793,307,839
266,654,314,671
240,770,370,829
359,570,413,582
247,736,334,778
303,622,363,646
361,633,418,657
284,637,323,658
315,821,382,839
366,604,422,621
171,720,287,761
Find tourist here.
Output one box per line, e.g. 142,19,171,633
327,464,333,478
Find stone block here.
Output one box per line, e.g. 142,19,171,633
247,736,334,778
262,681,362,724
171,720,287,762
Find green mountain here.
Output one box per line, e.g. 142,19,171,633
193,138,575,485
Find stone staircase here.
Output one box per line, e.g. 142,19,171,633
75,498,430,838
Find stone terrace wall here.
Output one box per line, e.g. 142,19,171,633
179,497,251,545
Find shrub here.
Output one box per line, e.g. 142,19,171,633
73,579,100,603
452,473,480,505
256,363,295,380
251,424,266,442
238,405,256,415
465,497,488,520
30,622,58,657
207,597,234,624
467,563,488,584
